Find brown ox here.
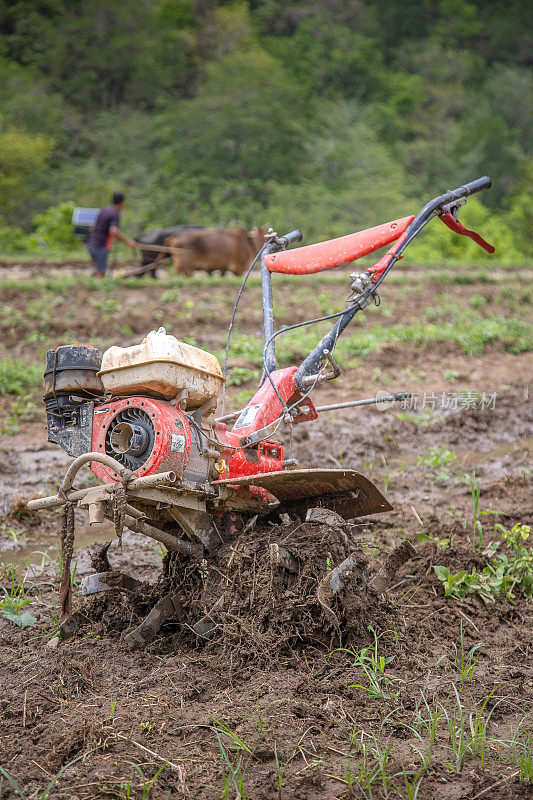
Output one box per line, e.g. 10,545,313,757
160,226,266,276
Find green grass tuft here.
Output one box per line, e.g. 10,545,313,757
0,359,42,396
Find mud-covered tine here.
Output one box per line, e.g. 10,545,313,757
118,514,202,558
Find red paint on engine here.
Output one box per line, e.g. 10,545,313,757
220,435,285,481
89,369,313,491
91,397,191,483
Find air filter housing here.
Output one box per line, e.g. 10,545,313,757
44,344,104,398
44,344,104,457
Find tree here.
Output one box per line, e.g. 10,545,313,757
264,101,409,241
0,119,53,222
150,44,309,214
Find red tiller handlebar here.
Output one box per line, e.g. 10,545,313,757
258,176,494,393
264,216,415,275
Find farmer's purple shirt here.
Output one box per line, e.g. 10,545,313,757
87,205,120,248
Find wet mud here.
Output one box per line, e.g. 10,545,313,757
0,261,531,799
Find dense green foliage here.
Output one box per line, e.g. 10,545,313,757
0,0,530,259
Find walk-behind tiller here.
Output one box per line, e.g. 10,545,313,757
29,177,494,644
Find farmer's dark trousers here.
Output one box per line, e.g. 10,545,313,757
87,246,109,275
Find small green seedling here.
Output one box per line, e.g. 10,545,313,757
335,627,402,702
124,762,166,800
465,471,483,549
417,531,450,549
0,573,36,628
446,622,484,683
0,523,26,544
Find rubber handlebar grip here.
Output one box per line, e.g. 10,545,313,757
462,176,492,195
276,229,303,248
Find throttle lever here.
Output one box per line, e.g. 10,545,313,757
300,348,341,387
439,212,495,254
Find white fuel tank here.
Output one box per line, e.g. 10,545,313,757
98,328,224,408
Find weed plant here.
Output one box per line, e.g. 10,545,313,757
335,626,403,703
0,569,36,628
434,523,533,603
419,444,456,482
0,359,42,396
466,471,483,549
211,719,254,799
438,622,485,684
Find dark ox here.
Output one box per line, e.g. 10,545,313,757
160,226,266,276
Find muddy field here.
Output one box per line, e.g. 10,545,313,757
0,259,532,799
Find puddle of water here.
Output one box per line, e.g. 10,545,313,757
459,437,532,466
0,444,73,512
0,520,116,570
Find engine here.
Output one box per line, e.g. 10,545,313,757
44,339,221,487
43,337,286,491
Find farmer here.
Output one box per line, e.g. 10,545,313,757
87,191,136,276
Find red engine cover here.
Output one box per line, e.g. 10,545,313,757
91,397,192,483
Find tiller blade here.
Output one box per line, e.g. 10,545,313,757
214,468,392,520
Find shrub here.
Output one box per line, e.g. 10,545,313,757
29,201,80,252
